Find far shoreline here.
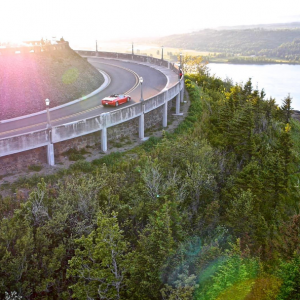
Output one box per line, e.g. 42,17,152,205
208,60,300,66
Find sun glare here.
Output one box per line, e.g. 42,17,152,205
0,33,34,46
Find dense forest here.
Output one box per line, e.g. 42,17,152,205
1,64,300,299
157,28,300,62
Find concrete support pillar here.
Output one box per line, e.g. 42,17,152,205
173,94,183,116
139,104,149,141
139,112,145,139
47,143,55,166
180,80,184,102
163,100,168,128
101,127,107,152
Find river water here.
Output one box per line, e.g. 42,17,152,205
208,63,300,110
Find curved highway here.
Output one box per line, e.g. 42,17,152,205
0,57,178,139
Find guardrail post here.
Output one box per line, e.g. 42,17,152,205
163,93,168,127
101,113,108,152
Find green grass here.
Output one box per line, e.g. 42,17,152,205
63,147,90,161
69,160,93,172
28,164,43,172
110,142,123,148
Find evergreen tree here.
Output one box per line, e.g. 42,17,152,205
68,211,128,300
281,94,293,123
279,123,293,188
127,202,177,300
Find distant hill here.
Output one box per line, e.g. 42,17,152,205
215,22,300,30
157,28,300,53
156,26,300,63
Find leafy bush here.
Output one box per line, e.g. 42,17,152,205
142,136,161,152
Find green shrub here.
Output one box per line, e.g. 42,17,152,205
276,255,300,300
92,152,123,167
173,81,202,135
142,136,161,152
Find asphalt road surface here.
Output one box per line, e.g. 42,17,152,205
0,58,178,139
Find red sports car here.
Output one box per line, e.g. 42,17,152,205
101,94,131,107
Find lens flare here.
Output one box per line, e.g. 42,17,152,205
62,67,79,85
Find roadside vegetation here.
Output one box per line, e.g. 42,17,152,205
0,63,300,299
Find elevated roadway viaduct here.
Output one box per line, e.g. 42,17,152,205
0,53,184,169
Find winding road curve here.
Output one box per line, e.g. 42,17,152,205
0,57,178,139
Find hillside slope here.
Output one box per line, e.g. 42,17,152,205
0,46,104,120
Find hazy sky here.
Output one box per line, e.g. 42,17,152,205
1,0,299,44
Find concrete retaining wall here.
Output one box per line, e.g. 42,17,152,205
0,147,48,175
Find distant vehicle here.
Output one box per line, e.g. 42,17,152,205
101,94,131,107
179,69,183,79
